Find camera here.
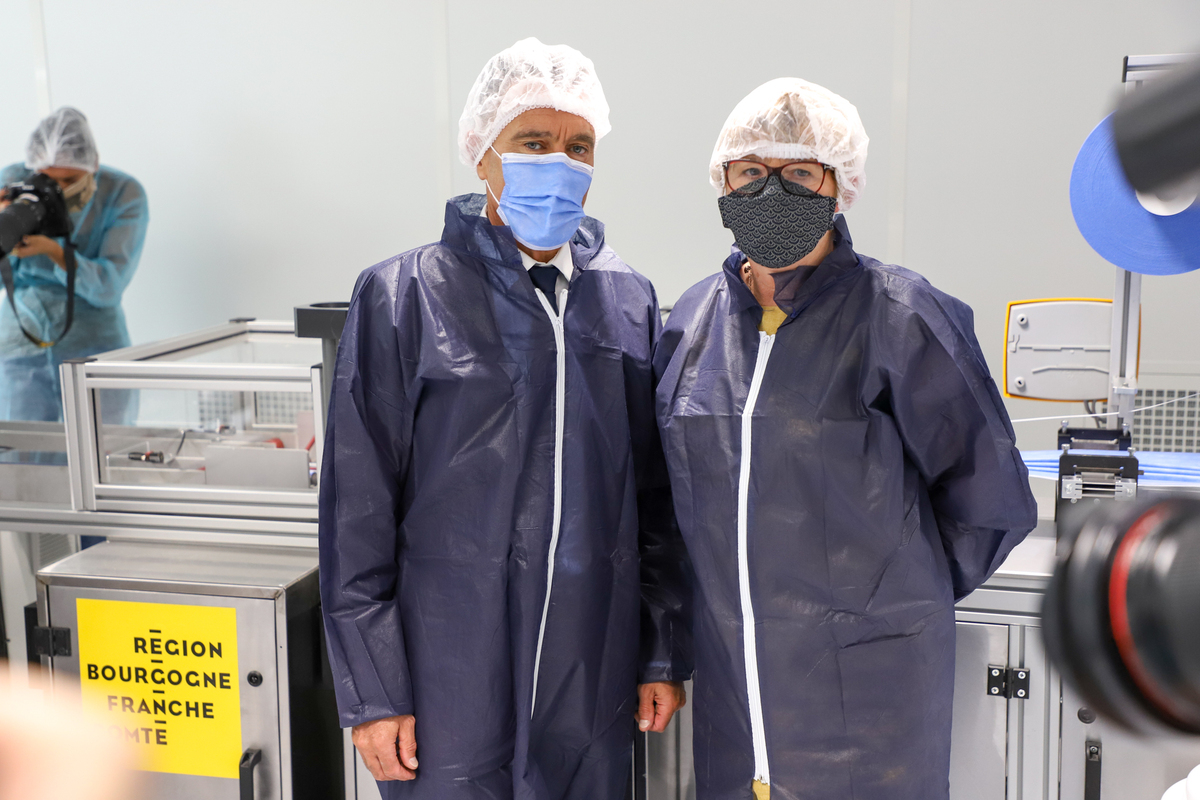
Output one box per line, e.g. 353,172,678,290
1045,497,1200,735
0,171,72,259
0,172,79,346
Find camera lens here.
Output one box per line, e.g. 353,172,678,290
0,195,47,257
1045,497,1200,734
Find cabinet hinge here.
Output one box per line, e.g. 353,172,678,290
987,665,1030,699
31,626,71,657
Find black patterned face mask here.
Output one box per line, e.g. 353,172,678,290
717,175,837,268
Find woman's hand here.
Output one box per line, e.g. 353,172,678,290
10,235,65,268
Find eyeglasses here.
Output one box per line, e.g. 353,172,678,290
724,160,831,196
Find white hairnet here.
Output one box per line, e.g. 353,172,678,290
25,107,99,173
710,78,868,209
458,37,611,166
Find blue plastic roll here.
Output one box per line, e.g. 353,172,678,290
1070,114,1200,275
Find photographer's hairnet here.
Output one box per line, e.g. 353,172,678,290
458,37,611,166
26,107,99,173
710,78,868,210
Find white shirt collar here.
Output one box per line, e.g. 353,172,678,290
518,244,574,284
479,205,575,283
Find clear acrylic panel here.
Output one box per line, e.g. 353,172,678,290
94,387,316,491
151,333,321,366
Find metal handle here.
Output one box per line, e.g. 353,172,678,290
631,731,648,800
239,748,261,800
1085,740,1102,800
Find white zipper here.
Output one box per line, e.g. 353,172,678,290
530,286,567,718
738,331,774,784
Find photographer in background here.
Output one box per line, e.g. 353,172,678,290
0,107,148,422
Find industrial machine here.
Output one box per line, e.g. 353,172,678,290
0,318,336,800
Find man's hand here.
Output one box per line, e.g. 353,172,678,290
636,681,686,733
352,714,418,781
10,235,64,267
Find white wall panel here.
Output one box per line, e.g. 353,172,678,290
38,0,450,344
0,1,43,315
0,3,42,200
904,0,1200,447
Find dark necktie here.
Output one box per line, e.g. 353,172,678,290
529,265,562,314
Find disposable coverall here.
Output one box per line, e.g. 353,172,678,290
654,217,1036,800
319,194,692,799
0,163,148,421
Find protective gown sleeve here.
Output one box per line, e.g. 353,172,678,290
66,178,148,308
640,300,694,683
876,279,1037,600
319,266,418,726
0,163,24,186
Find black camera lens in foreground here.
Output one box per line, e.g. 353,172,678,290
0,173,79,348
0,191,48,257
0,172,70,259
1045,497,1200,734
1113,58,1200,194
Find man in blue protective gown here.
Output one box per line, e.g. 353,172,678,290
654,79,1038,800
0,107,148,422
319,38,693,799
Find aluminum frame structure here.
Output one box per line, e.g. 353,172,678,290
0,320,325,548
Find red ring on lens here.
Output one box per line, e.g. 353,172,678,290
1108,506,1184,723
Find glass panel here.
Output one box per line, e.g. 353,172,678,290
95,387,316,491
0,420,71,504
150,333,321,367
0,354,68,422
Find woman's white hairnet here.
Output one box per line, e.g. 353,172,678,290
710,78,868,209
458,37,611,167
26,107,99,173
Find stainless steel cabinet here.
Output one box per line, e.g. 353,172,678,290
1059,683,1200,800
949,622,1011,800
36,541,340,800
347,747,384,800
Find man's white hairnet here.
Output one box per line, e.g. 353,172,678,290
26,107,99,173
458,37,611,167
710,78,868,210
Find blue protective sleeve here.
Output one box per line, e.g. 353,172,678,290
636,287,694,684
876,274,1037,600
65,177,148,308
319,266,417,726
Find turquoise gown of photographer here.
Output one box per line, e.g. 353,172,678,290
0,163,148,422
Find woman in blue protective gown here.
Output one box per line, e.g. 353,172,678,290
654,79,1037,800
0,107,148,422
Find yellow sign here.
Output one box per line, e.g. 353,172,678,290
76,598,242,778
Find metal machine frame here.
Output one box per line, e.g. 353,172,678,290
60,320,323,525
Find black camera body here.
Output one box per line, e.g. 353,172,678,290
0,171,72,259
0,171,80,347
1046,496,1200,735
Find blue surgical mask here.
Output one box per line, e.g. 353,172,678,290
485,147,593,250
